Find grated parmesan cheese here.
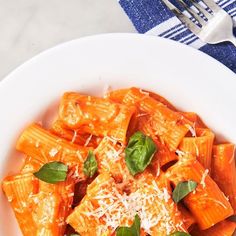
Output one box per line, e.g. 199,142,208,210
175,149,186,157
83,178,183,235
35,141,40,148
84,134,93,147
163,188,171,203
185,124,196,137
156,160,161,177
200,169,209,189
193,141,199,157
49,148,58,157
106,148,123,161
21,201,27,208
139,89,149,96
228,152,235,164
14,208,24,214
207,198,228,209
103,84,112,97
104,136,117,145
76,151,84,162
68,192,74,198
71,130,77,143
136,113,149,118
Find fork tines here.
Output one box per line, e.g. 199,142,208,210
162,0,220,29
161,0,236,46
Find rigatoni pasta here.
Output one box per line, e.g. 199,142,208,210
50,119,100,147
167,156,233,229
59,92,135,144
177,204,196,230
191,220,236,236
179,128,215,171
16,123,90,180
2,173,38,235
1,87,236,236
212,143,236,213
2,173,75,236
122,88,193,150
67,172,188,236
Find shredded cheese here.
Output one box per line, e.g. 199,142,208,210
193,141,199,157
35,141,40,148
175,149,186,157
163,188,171,203
156,160,161,177
136,113,149,118
229,152,235,164
83,179,183,235
200,169,209,189
49,148,58,157
185,124,196,137
68,192,74,198
104,136,117,145
207,198,228,209
76,151,84,162
103,84,112,97
84,134,93,147
71,130,77,143
139,89,149,96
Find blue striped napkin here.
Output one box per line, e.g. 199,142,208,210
119,0,236,73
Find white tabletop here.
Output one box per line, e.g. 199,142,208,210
0,0,136,80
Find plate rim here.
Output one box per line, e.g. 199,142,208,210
0,33,235,89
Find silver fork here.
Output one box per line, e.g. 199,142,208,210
162,0,236,46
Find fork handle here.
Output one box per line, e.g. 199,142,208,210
228,36,236,47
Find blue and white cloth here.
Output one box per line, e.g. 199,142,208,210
119,0,236,73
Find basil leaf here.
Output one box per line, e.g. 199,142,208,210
168,232,191,236
172,180,197,203
125,131,157,175
116,214,140,236
70,234,80,236
130,214,141,236
83,150,98,178
33,161,68,184
117,227,132,236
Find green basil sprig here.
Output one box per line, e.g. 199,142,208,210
116,214,140,236
168,232,191,236
83,150,98,178
33,161,68,184
172,180,197,203
125,131,157,175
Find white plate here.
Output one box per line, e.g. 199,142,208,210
0,33,235,235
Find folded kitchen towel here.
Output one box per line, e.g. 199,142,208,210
119,0,236,73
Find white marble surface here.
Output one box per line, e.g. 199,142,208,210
0,0,136,80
